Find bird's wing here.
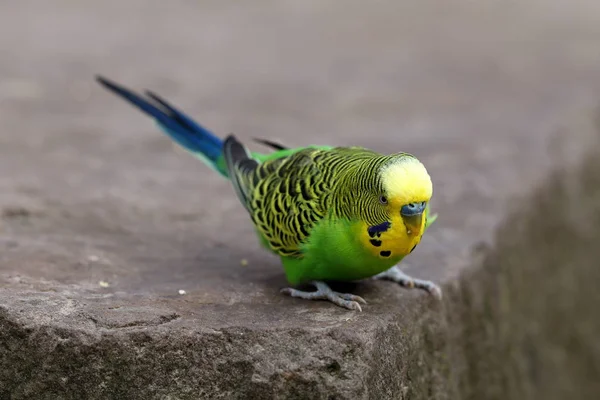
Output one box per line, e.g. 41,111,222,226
224,136,338,257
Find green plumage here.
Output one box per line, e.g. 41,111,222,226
224,138,435,285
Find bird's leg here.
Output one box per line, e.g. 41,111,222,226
373,265,442,300
281,281,367,311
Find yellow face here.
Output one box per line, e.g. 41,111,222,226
359,157,433,261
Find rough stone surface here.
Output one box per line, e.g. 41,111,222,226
1,1,600,398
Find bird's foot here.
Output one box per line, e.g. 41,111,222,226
281,281,367,311
373,265,442,300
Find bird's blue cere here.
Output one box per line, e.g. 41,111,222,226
401,202,426,216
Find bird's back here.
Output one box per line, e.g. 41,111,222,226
225,141,385,258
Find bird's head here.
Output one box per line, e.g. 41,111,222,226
377,154,433,238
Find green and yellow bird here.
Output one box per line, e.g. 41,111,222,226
96,76,441,311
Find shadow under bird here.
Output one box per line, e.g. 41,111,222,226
95,75,441,311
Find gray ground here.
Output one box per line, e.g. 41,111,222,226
1,1,600,398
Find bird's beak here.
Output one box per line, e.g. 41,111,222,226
402,213,424,237
401,202,427,236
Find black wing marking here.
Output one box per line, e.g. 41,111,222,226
222,135,257,211
252,137,288,150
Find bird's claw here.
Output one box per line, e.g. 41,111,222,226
425,283,443,300
412,278,443,300
402,278,415,289
374,265,442,300
329,291,366,311
336,292,367,304
281,281,367,311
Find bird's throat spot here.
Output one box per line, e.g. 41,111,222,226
367,221,391,238
369,239,382,247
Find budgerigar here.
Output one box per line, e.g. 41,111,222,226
95,76,441,311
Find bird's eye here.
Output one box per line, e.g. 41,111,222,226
379,195,388,205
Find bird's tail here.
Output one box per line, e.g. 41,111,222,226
95,75,228,176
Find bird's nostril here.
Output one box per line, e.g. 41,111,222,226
408,203,415,208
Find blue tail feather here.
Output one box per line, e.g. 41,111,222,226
95,75,224,168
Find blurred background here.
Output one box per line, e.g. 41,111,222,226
2,0,600,303
2,0,600,302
